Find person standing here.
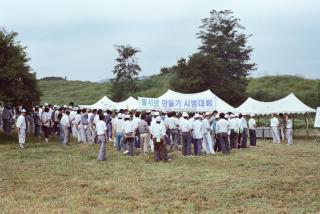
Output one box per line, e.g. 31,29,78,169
74,109,82,143
192,114,204,156
96,114,108,160
270,114,280,144
286,115,293,145
60,110,70,145
113,113,125,151
164,112,180,152
150,116,169,161
241,114,248,148
248,114,257,147
122,115,135,156
216,113,230,155
80,109,90,143
41,107,52,143
138,113,151,154
2,105,13,136
33,107,41,138
179,112,192,156
228,114,239,149
132,111,141,148
16,109,27,148
203,112,215,154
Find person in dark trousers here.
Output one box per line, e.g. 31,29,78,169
216,113,230,155
248,114,257,147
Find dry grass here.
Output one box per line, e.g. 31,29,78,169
0,131,320,213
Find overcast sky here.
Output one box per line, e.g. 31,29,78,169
1,0,319,81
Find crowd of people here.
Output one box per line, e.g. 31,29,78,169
0,103,294,162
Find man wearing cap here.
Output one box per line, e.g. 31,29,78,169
228,114,239,149
150,116,169,161
248,114,257,147
41,106,52,143
113,113,125,151
209,111,218,148
286,115,293,145
179,112,193,156
270,114,280,144
203,112,215,154
216,113,230,154
122,114,135,156
80,109,90,143
192,113,204,155
60,110,71,145
96,114,108,161
16,109,27,148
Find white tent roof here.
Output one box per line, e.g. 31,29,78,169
79,96,116,110
236,93,316,115
114,96,138,110
158,89,235,112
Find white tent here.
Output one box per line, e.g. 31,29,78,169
79,96,116,110
157,89,235,112
114,96,138,110
236,93,316,115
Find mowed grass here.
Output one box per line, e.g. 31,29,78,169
0,131,320,213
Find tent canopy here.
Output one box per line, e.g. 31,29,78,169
79,96,138,110
236,93,316,115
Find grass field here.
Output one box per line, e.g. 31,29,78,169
0,131,320,213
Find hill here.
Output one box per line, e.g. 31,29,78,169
39,74,320,108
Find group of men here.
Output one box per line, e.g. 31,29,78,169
1,103,294,161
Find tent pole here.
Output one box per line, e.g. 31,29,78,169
304,113,309,140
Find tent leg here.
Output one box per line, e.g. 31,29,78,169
304,113,309,140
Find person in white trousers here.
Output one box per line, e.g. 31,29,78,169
16,109,27,148
270,114,280,144
286,115,293,145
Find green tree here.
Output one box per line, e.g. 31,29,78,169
170,10,255,106
110,45,141,101
0,29,40,110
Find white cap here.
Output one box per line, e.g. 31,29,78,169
125,114,130,119
250,113,255,117
63,105,68,108
224,114,229,119
235,113,239,117
205,112,211,116
156,116,162,122
182,112,189,117
215,114,220,119
44,103,48,106
21,109,26,113
194,113,200,118
230,114,235,118
118,113,122,118
154,112,159,116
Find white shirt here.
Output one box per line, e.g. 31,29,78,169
248,118,256,130
202,118,211,134
132,117,141,130
60,114,70,127
228,118,239,130
241,118,248,129
216,119,229,134
270,117,279,127
150,122,166,138
16,114,26,130
93,114,100,125
41,112,51,127
69,111,77,124
164,117,179,129
286,119,293,129
96,120,107,135
75,114,81,125
192,119,204,139
113,117,124,133
122,120,134,134
179,117,192,132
